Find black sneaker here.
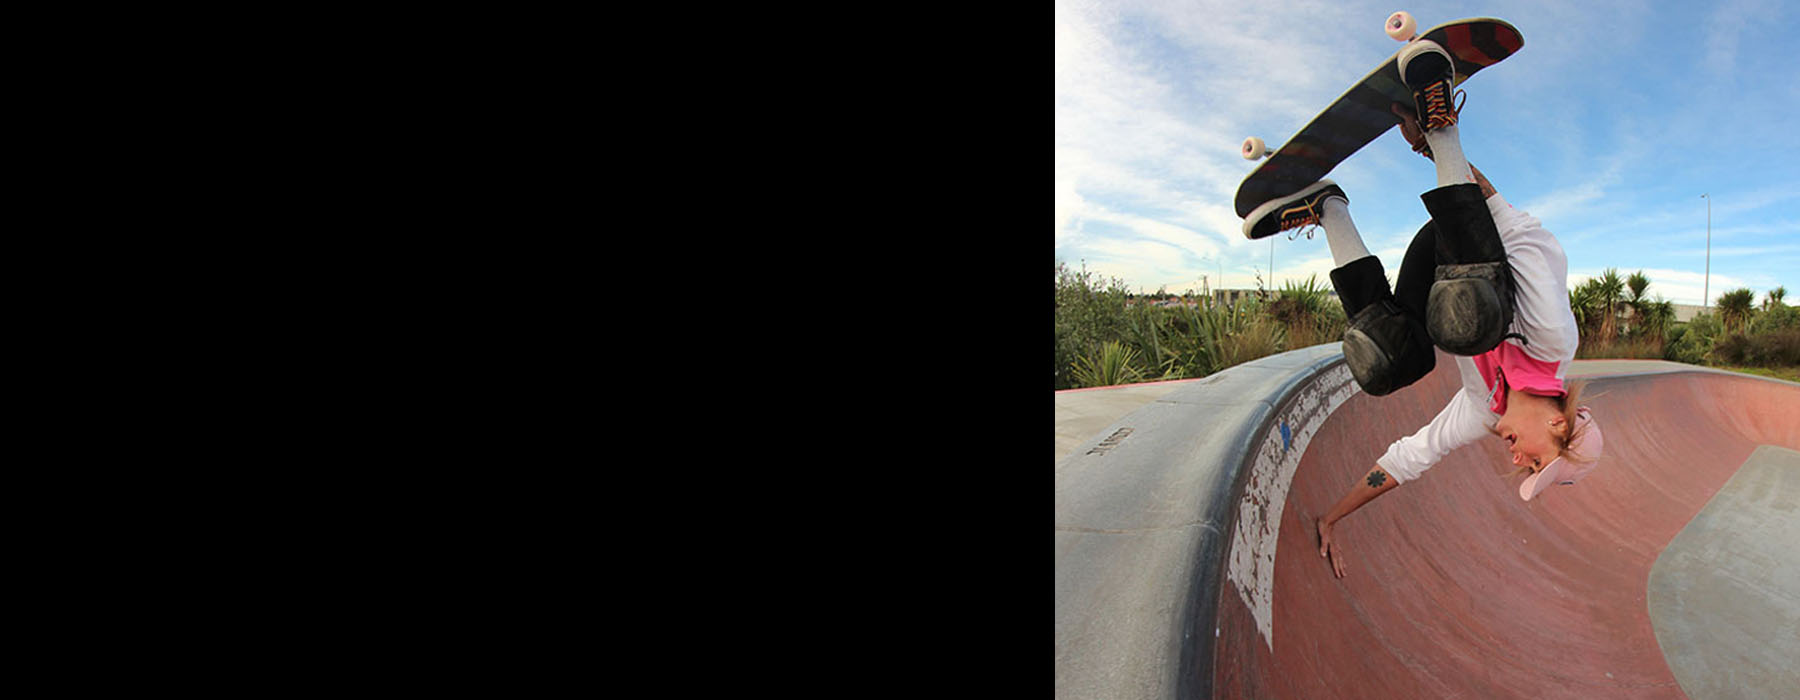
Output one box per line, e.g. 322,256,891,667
1242,180,1347,240
1397,40,1461,131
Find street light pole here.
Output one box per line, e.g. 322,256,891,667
1702,193,1710,310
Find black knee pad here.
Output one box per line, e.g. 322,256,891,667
1342,300,1436,396
1428,263,1514,355
1421,184,1516,355
1329,255,1436,396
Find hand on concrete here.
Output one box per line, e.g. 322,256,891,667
1317,516,1347,578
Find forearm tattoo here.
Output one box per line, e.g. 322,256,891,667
1366,470,1388,488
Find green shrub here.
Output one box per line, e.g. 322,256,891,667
1678,306,1798,369
1667,313,1721,364
1053,261,1322,389
1709,333,1751,365
1267,274,1345,349
1218,315,1286,368
1752,302,1798,334
1055,263,1135,389
1747,329,1800,366
1071,340,1147,388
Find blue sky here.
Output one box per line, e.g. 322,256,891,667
1055,0,1798,307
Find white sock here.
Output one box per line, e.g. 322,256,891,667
1320,197,1372,267
1425,125,1475,187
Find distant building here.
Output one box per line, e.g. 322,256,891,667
1207,288,1338,307
1672,303,1707,323
1212,288,1260,307
1125,287,1345,309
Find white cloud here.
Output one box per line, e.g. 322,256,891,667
1053,0,1795,307
1054,0,1384,293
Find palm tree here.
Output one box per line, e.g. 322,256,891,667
1595,269,1626,343
1625,271,1650,301
1766,286,1787,309
1570,280,1600,337
1641,297,1676,344
1716,288,1756,335
1624,270,1650,337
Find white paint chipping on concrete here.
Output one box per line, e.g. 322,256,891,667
1225,363,1358,650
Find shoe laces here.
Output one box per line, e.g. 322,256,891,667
1422,82,1466,130
1277,193,1335,239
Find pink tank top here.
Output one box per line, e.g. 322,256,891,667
1474,340,1566,414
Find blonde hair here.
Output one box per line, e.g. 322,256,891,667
1557,380,1592,461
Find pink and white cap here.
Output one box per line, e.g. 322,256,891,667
1519,407,1604,501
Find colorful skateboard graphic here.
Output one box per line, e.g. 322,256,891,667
1233,13,1523,229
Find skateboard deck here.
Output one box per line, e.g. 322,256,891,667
1233,17,1523,223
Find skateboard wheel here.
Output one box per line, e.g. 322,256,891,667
1385,11,1416,41
1241,136,1268,160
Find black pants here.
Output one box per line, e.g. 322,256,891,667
1390,220,1442,326
1331,183,1505,394
1335,219,1454,329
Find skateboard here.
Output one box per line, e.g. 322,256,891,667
1233,12,1523,236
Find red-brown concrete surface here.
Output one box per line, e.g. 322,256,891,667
1211,356,1800,699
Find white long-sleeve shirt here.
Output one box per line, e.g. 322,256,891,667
1376,193,1580,483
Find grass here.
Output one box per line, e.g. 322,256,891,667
1573,337,1666,360
1712,365,1800,383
